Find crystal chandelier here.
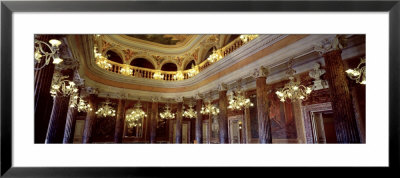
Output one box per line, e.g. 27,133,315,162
182,102,197,119
160,104,175,120
126,101,147,128
94,47,112,70
153,70,164,80
207,47,223,63
50,73,79,98
120,64,133,76
275,60,313,102
34,39,63,70
200,100,220,116
95,98,116,118
239,34,259,43
346,57,366,85
173,71,184,80
228,87,254,111
69,94,93,112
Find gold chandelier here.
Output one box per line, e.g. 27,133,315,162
95,98,116,118
187,64,199,77
207,47,223,63
200,100,220,116
153,70,164,80
239,34,258,43
50,73,79,98
275,60,313,102
228,88,254,111
69,94,93,112
94,47,112,70
126,101,147,128
173,70,185,80
120,64,133,76
346,57,366,85
160,104,175,120
182,102,197,119
34,39,63,70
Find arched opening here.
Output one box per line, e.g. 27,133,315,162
201,47,215,62
184,60,196,70
226,34,240,45
106,50,123,64
130,58,155,69
161,63,178,71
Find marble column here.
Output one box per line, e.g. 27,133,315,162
320,48,360,143
218,83,228,144
45,95,70,143
195,94,203,143
62,104,78,143
82,88,98,143
45,70,75,144
253,66,272,144
150,97,159,143
175,97,183,144
114,98,126,143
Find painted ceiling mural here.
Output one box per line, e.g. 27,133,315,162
125,34,194,45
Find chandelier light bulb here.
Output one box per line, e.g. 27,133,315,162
49,39,62,48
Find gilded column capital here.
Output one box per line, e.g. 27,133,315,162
175,96,184,103
152,96,160,102
314,35,348,55
218,83,228,91
194,93,203,100
252,66,270,78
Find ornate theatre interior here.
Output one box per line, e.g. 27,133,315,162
34,34,366,144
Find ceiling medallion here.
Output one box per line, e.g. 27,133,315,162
275,59,313,102
346,57,366,85
34,38,63,70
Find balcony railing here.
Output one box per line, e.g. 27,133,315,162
96,35,257,81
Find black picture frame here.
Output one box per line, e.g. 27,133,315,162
1,0,399,177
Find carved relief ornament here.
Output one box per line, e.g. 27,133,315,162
252,66,270,78
314,35,347,55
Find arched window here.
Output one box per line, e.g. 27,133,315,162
161,63,178,71
130,58,155,69
106,50,123,64
184,60,196,70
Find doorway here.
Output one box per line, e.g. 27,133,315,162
311,112,337,143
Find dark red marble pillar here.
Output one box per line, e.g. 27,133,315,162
62,106,78,143
114,99,126,143
218,88,228,144
323,49,360,143
150,98,158,143
195,97,203,143
45,95,70,143
82,94,97,143
254,67,272,144
175,101,183,144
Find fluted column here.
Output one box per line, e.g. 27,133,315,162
323,49,360,143
82,88,98,143
114,98,126,143
150,97,159,143
253,66,272,143
195,94,203,143
218,83,228,144
175,97,183,144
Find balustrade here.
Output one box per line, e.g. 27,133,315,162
97,36,253,81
